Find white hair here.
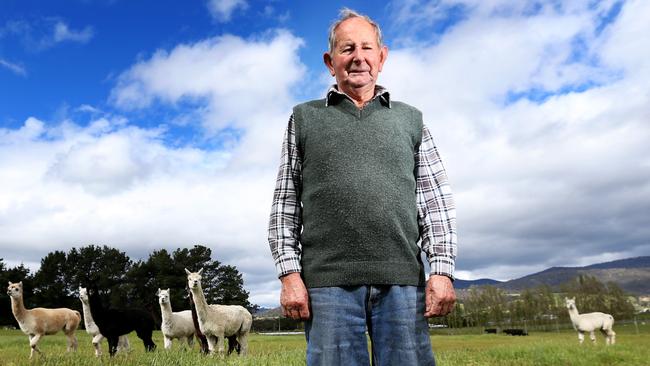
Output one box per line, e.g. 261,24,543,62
327,8,384,54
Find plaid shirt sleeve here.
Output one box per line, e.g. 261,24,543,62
268,114,303,277
416,124,457,279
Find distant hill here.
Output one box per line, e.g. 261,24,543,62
255,307,283,318
456,256,650,294
454,278,503,289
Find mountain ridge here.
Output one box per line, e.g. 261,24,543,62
455,256,650,294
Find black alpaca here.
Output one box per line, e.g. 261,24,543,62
88,287,157,356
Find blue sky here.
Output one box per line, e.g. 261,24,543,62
1,0,649,307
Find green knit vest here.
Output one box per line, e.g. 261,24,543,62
294,96,425,288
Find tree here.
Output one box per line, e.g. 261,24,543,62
2,244,255,325
172,245,252,309
32,251,75,310
561,275,635,321
212,264,252,309
605,282,635,320
65,245,133,308
0,260,33,326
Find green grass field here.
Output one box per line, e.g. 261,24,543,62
0,322,648,365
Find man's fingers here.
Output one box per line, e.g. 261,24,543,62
298,302,310,319
424,275,456,318
290,309,300,319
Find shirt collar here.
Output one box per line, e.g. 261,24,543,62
325,85,391,108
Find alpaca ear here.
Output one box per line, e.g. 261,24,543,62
8,281,12,285
156,288,161,296
185,268,191,275
197,268,204,276
167,288,170,292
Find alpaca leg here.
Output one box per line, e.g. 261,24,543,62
117,334,130,352
187,334,194,348
29,334,42,359
206,335,217,354
66,331,78,352
606,329,616,345
164,336,173,350
226,335,236,355
108,336,119,357
578,331,585,344
92,334,103,357
589,331,596,345
136,329,156,352
237,333,248,356
216,335,225,354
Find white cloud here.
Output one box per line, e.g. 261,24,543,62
382,0,650,280
110,29,305,167
0,58,27,76
0,115,281,305
3,1,648,307
53,21,93,43
1,30,307,307
207,0,248,22
0,19,93,50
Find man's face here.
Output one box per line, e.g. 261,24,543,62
325,17,388,95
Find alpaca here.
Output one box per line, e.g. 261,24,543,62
88,286,157,356
185,286,241,354
78,287,130,356
156,288,195,349
185,268,252,355
565,297,616,345
7,281,81,359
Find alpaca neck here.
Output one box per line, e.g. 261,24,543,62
160,302,173,321
80,300,96,327
190,284,209,321
10,295,27,321
568,307,580,323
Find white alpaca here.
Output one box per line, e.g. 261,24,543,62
185,268,252,355
156,288,196,349
565,297,616,345
7,281,81,359
78,287,130,356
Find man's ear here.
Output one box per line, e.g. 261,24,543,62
377,45,388,73
323,52,336,76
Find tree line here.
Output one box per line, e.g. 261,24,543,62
438,275,637,330
1,245,255,327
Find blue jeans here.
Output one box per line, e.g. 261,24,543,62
305,286,435,366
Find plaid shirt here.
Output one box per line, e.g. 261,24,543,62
268,86,457,280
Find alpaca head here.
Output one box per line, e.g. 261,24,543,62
565,297,576,310
157,288,171,304
6,281,23,299
79,287,89,303
185,268,204,289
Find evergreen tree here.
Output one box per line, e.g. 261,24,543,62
0,260,34,326
66,245,133,307
32,251,75,309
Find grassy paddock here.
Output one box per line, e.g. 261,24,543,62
0,322,648,365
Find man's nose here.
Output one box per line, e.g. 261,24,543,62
351,48,364,63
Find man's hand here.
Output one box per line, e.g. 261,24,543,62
280,272,310,320
424,275,456,318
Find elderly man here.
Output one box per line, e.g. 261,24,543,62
268,8,457,366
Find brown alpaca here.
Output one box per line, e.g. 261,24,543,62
7,281,81,359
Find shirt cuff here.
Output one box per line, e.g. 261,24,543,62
429,256,455,281
274,254,302,278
